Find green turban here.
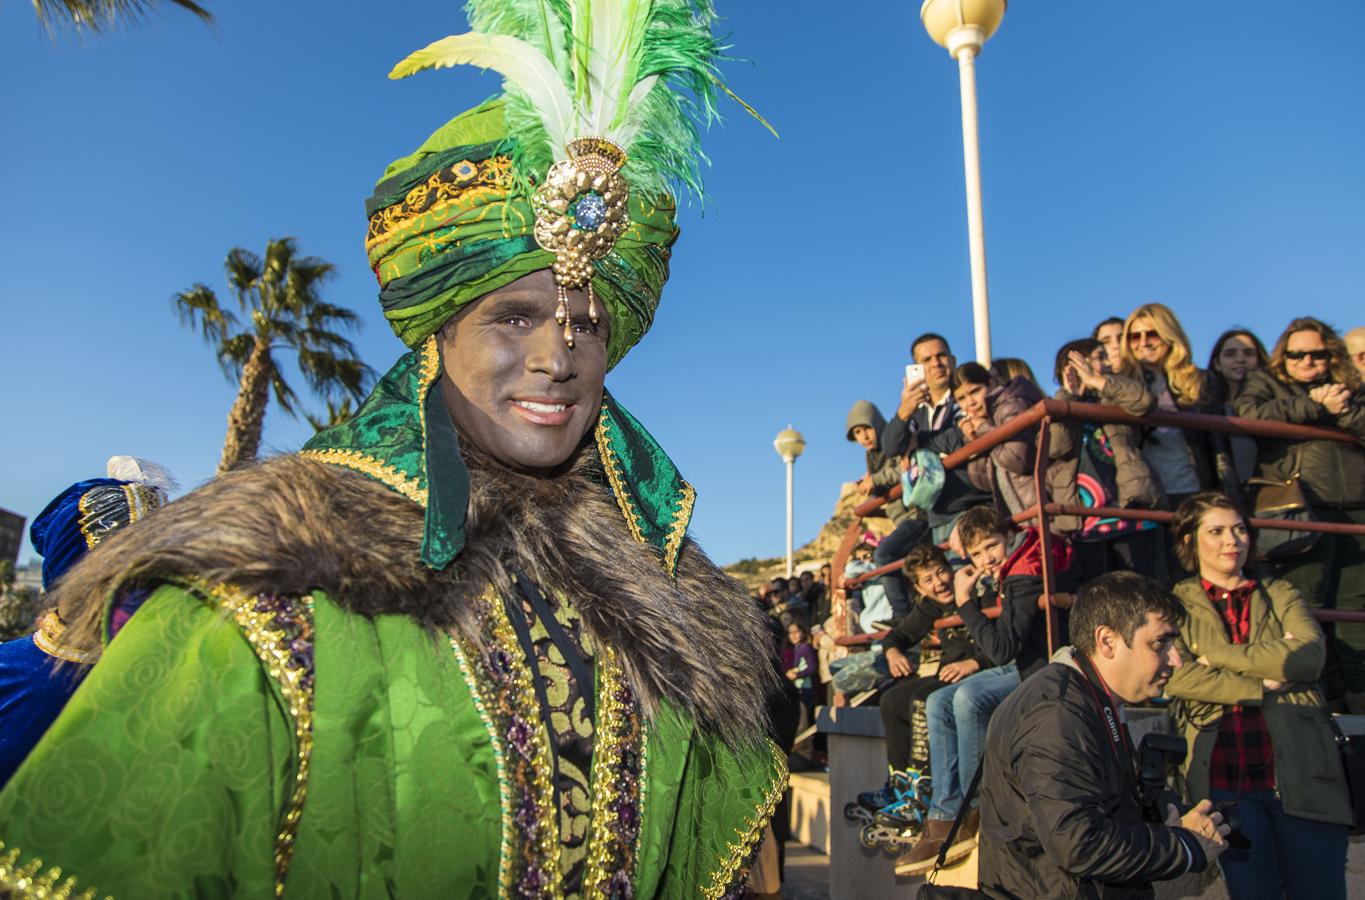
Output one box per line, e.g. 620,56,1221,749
304,101,694,572
365,99,679,370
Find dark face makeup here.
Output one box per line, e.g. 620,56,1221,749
438,270,609,473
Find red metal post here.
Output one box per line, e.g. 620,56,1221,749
1032,416,1057,656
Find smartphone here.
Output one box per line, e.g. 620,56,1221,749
905,363,925,385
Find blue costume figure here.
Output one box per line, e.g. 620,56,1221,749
0,456,173,787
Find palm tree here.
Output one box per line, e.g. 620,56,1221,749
175,238,375,474
305,398,360,433
30,0,213,34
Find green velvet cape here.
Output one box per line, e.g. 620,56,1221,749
0,580,784,898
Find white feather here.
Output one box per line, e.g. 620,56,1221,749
614,74,658,146
390,32,575,155
106,456,179,493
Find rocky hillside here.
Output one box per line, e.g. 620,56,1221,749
724,481,896,590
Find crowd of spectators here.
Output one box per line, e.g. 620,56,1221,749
755,308,1365,898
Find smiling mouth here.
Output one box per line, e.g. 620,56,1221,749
514,400,568,413
510,398,576,426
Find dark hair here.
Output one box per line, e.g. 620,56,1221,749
786,619,810,641
1071,571,1186,657
1054,338,1102,387
911,332,951,358
1171,492,1249,573
956,505,1013,554
852,542,874,556
1207,328,1269,394
949,361,992,392
1091,317,1124,339
903,543,951,579
990,358,1039,388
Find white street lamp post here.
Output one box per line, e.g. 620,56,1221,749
773,426,806,578
921,0,1007,365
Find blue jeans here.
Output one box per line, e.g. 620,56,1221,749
926,663,1019,821
874,518,929,619
1208,788,1347,900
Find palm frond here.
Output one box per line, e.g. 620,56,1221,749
172,284,238,344
215,332,256,381
32,0,213,35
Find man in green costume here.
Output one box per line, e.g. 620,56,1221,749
0,3,785,897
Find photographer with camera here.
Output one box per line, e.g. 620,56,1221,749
1164,493,1351,899
978,571,1229,899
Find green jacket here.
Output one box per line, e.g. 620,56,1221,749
0,582,785,898
1164,576,1351,825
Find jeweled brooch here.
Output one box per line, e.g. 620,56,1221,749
533,137,631,346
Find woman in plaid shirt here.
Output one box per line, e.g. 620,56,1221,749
1165,493,1351,899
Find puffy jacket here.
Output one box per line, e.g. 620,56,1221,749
1233,368,1365,509
1139,369,1238,498
1048,373,1163,536
845,399,917,526
965,376,1046,516
1164,577,1352,825
979,649,1209,899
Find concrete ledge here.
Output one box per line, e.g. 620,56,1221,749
789,771,831,854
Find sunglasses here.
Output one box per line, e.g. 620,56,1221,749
1128,329,1163,344
1285,350,1331,362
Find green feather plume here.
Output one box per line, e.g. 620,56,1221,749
389,0,769,202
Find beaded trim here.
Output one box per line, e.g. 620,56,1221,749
31,611,97,665
298,448,428,506
0,839,102,899
699,741,789,900
662,482,695,576
202,584,315,899
450,591,647,899
580,647,646,898
594,404,646,545
450,591,563,899
416,335,440,493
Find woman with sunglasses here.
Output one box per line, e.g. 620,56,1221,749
1165,493,1350,900
1120,303,1239,512
1236,317,1365,712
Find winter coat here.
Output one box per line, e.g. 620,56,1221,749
846,400,916,526
964,376,1047,516
957,527,1071,679
916,426,993,531
1139,368,1238,498
883,593,994,671
1164,577,1352,825
1234,368,1365,509
844,558,891,633
1049,374,1162,534
979,648,1209,899
881,391,962,459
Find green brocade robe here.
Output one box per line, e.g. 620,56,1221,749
0,580,784,898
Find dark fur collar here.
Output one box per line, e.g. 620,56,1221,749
55,444,776,747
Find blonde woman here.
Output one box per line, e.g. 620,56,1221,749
1121,303,1237,509
1236,317,1365,711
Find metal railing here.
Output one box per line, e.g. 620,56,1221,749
829,396,1365,652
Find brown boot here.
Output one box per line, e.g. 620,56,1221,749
940,807,980,867
894,818,955,877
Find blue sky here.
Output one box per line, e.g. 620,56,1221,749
2,2,1362,567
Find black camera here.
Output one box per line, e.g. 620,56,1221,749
1137,733,1246,849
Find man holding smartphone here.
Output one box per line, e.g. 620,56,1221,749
882,332,961,459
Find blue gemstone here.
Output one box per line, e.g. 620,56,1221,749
572,192,608,230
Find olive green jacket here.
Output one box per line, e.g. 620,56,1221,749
1165,577,1351,825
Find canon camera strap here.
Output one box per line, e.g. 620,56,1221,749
1072,652,1137,780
